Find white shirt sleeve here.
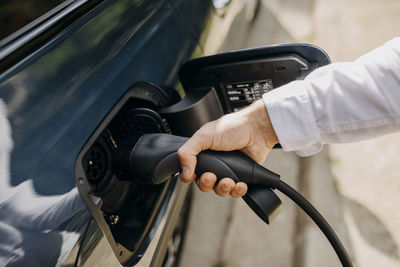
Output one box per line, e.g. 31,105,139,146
263,37,400,156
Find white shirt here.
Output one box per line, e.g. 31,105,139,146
263,37,400,156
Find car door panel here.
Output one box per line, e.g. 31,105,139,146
0,0,203,266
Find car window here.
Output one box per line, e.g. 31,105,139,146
0,0,67,41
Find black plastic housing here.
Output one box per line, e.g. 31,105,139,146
159,87,223,137
179,44,330,113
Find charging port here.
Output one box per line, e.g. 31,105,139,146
83,104,170,210
75,83,183,266
83,143,108,184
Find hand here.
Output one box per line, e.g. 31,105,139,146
177,99,278,198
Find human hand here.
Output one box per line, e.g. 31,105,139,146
177,99,278,198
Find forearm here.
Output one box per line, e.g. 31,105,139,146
263,37,400,156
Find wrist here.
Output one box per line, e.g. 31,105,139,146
243,100,279,148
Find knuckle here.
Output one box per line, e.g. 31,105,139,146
202,121,212,129
177,147,186,158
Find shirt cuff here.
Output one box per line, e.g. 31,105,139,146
262,80,322,156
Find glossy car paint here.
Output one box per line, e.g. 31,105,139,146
0,0,212,265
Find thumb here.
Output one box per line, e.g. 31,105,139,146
177,132,211,183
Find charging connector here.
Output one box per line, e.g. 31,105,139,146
119,133,353,267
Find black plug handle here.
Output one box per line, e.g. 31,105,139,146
129,133,280,186
126,133,282,224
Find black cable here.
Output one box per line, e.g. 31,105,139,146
275,180,353,267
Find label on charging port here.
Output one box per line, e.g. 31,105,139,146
225,80,273,111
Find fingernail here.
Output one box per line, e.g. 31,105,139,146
237,186,245,194
222,183,230,191
203,178,212,186
182,166,190,178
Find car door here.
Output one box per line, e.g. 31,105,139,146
0,0,205,266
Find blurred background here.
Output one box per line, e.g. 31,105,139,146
179,0,400,266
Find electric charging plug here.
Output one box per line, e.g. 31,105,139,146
112,133,282,224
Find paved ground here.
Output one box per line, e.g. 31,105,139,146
303,0,400,266
179,0,400,266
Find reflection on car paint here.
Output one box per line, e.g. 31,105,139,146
0,100,87,266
